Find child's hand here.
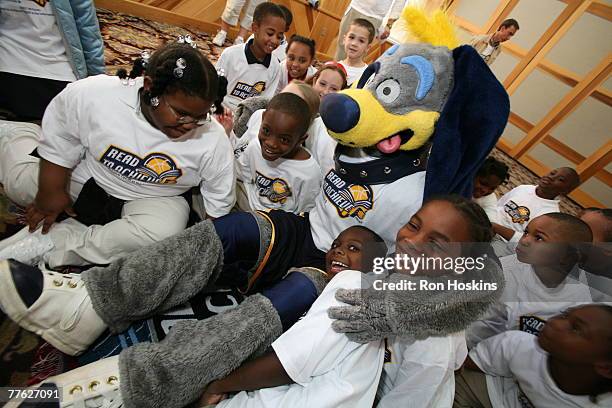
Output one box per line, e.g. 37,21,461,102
198,381,227,406
214,110,234,136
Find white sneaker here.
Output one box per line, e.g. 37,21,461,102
0,226,55,265
0,259,107,355
212,30,227,46
4,356,122,408
234,36,245,45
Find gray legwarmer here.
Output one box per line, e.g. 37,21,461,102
119,293,283,408
82,220,224,333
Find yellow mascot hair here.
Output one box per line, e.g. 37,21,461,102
402,6,459,49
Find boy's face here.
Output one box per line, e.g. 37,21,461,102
252,15,286,55
538,306,612,377
326,228,380,279
473,174,503,199
258,108,306,161
516,216,571,266
537,167,576,197
343,24,371,60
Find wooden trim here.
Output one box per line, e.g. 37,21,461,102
576,141,612,183
510,56,612,158
558,0,612,21
95,0,222,33
483,0,520,33
504,0,592,95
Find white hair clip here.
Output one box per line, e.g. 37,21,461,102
141,50,151,68
216,68,225,77
177,35,197,48
174,57,187,78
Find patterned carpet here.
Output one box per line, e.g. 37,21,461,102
0,7,583,388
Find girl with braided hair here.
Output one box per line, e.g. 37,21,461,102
0,42,235,268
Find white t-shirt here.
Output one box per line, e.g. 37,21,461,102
466,254,593,348
471,331,612,408
235,138,322,213
217,270,385,408
37,75,236,218
497,185,560,237
309,157,425,252
275,60,316,94
376,332,467,408
342,63,368,87
348,0,406,32
304,117,337,177
0,0,76,81
216,41,281,112
474,192,499,223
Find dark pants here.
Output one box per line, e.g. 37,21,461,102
0,72,70,121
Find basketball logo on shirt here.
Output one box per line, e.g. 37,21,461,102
230,81,266,100
519,315,546,336
322,170,373,220
255,172,292,203
504,200,530,224
100,146,183,185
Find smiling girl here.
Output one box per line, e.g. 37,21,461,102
276,35,317,93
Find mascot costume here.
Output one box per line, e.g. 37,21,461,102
1,7,509,408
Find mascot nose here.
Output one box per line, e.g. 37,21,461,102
320,93,360,133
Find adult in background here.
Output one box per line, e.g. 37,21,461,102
334,0,406,60
470,18,519,65
0,0,105,121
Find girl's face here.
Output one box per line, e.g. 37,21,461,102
395,200,473,275
143,77,212,139
285,42,313,79
313,69,344,99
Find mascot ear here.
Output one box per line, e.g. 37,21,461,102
424,45,510,199
233,96,271,138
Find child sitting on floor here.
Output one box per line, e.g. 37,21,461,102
456,304,612,407
466,212,594,348
233,90,322,213
492,166,580,242
472,157,509,223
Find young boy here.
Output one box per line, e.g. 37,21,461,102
244,4,293,61
456,304,612,407
339,18,376,86
234,92,322,213
579,208,612,302
492,166,580,242
216,2,286,112
466,213,594,348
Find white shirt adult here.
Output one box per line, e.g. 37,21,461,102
38,75,235,218
466,254,593,348
346,0,407,33
471,331,612,408
235,137,322,214
497,185,560,241
216,39,281,112
0,0,76,81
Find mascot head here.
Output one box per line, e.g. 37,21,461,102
320,7,459,153
320,6,510,198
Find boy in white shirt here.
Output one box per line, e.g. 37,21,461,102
466,213,594,348
234,92,322,213
216,2,286,112
338,18,376,86
456,304,612,408
492,167,580,242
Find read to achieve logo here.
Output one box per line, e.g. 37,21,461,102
504,200,530,224
322,170,373,219
255,172,292,204
230,81,266,100
99,146,183,185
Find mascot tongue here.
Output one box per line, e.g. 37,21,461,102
377,135,402,154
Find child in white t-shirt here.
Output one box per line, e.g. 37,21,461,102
472,157,509,224
216,3,286,112
339,18,376,86
199,197,497,408
456,304,612,408
234,92,321,213
466,212,594,348
579,208,612,302
275,35,317,94
493,167,580,242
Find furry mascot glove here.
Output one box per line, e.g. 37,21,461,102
232,95,270,138
328,257,504,343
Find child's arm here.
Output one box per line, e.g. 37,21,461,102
492,222,519,241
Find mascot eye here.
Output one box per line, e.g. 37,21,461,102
375,79,401,103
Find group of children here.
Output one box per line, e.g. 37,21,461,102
0,1,611,408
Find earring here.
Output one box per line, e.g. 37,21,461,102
150,96,160,107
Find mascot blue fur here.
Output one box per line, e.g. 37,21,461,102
2,7,510,408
